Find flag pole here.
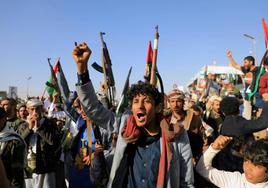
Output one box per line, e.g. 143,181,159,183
150,25,159,87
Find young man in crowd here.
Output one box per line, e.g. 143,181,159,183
226,50,260,120
16,103,28,122
196,135,268,187
166,88,204,163
72,42,194,187
1,98,20,131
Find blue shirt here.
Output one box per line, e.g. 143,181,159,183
76,116,96,152
127,132,161,188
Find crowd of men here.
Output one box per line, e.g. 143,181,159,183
0,42,268,188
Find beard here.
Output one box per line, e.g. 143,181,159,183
173,108,184,115
244,65,251,72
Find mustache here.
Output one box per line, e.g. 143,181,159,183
173,108,184,113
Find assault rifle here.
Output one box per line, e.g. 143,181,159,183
92,32,116,108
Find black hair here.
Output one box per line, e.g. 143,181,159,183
127,81,163,106
0,107,6,119
263,57,268,66
244,139,268,170
192,104,203,114
1,97,17,106
220,96,240,116
244,56,255,66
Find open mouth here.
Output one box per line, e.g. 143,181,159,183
137,112,146,120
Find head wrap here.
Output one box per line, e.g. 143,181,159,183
16,103,26,110
26,99,43,108
167,89,185,100
208,95,222,103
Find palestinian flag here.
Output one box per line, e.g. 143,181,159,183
46,60,59,98
46,59,70,102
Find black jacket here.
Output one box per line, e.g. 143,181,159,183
17,117,61,174
221,102,268,137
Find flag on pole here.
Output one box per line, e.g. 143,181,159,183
56,62,70,101
46,59,59,98
144,41,153,82
46,59,70,102
116,67,132,115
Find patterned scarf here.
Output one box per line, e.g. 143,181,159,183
0,131,27,167
121,114,183,188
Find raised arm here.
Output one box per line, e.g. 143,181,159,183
196,135,236,187
72,42,115,133
226,50,242,71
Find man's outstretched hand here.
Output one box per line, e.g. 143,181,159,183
72,42,92,74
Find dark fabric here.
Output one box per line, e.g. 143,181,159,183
0,107,6,119
17,118,61,175
69,165,96,188
77,71,90,85
112,145,132,188
203,111,224,139
90,124,109,187
187,131,204,159
65,99,80,122
1,138,25,188
241,66,260,94
220,102,268,137
35,118,61,174
6,117,22,131
90,150,109,187
213,135,254,174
